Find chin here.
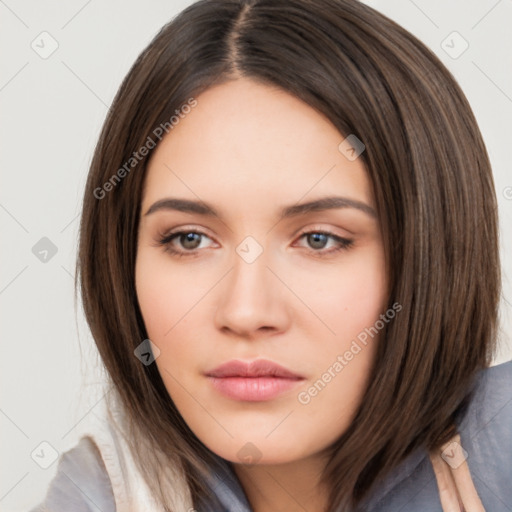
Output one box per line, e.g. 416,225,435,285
200,434,311,467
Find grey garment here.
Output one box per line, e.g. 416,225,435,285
30,360,512,512
29,436,117,512
359,359,512,512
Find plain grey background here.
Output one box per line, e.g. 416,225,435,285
1,1,511,510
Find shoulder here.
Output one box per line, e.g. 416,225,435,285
454,359,512,510
363,360,512,511
459,359,512,440
29,436,116,512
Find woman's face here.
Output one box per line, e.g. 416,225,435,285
135,78,387,466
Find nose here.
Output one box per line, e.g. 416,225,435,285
213,248,291,340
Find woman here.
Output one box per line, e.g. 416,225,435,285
32,0,511,510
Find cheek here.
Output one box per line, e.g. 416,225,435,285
135,250,221,393
283,248,387,431
286,246,388,348
135,249,216,340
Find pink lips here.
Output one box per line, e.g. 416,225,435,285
205,359,305,401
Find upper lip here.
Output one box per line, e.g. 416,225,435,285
205,359,304,379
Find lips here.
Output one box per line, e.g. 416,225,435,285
205,359,305,401
206,359,304,379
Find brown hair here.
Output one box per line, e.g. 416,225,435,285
76,0,501,509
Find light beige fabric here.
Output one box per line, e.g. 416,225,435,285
430,433,486,512
81,399,194,512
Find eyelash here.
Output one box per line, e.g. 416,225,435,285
156,228,354,258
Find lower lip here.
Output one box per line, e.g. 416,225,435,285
207,376,303,401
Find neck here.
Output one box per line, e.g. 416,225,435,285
232,455,330,512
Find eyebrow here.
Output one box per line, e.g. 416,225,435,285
144,195,376,219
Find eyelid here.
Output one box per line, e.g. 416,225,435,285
159,224,215,240
156,224,354,257
293,224,353,240
158,224,350,242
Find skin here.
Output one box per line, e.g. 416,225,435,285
135,78,388,512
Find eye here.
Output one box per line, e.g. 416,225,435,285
157,229,215,257
155,228,353,258
295,231,353,255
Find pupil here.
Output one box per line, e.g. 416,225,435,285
309,233,327,249
182,233,200,249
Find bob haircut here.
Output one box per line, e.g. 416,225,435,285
76,0,501,509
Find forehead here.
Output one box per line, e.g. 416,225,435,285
142,78,373,215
